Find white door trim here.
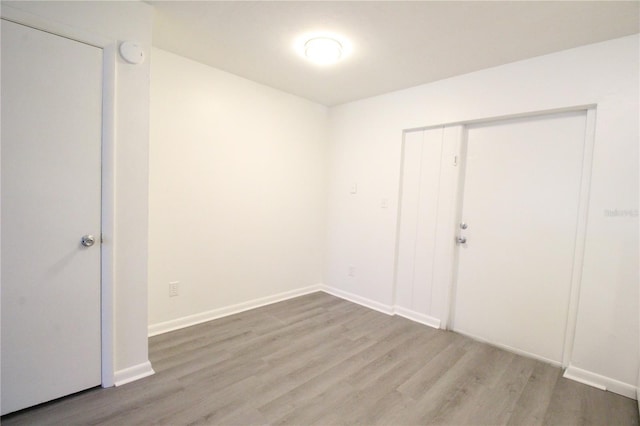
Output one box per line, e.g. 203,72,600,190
1,6,117,387
560,107,597,367
442,125,467,331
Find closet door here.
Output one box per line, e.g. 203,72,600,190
395,128,443,318
1,20,103,414
452,111,587,363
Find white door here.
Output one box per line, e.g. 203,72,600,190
1,20,102,415
395,128,444,317
452,111,587,364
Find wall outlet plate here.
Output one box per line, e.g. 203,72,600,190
169,281,179,297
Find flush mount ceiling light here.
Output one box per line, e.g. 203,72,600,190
295,32,352,66
304,37,343,65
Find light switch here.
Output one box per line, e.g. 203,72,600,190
350,182,358,194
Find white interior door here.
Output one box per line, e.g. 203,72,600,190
452,111,587,364
395,128,444,317
1,20,102,415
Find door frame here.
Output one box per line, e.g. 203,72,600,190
1,6,118,387
444,105,597,368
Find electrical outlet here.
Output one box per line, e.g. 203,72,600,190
169,281,179,297
348,266,356,277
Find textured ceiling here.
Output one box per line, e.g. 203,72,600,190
148,1,640,106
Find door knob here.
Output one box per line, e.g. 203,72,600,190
81,234,96,247
456,236,467,244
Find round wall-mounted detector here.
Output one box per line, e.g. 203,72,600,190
119,41,145,65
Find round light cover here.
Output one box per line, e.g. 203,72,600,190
304,37,343,65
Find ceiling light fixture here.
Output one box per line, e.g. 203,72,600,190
304,37,343,65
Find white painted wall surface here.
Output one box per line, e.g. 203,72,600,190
326,35,639,393
148,48,327,330
2,1,153,380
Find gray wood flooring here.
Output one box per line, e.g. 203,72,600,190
2,292,638,425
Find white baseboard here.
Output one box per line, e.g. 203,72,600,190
563,364,637,399
454,328,562,368
148,284,322,336
148,284,443,339
393,306,441,329
113,361,155,387
320,286,441,330
320,286,394,315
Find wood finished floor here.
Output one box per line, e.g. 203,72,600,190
3,292,638,425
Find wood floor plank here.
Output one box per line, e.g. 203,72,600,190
2,292,638,426
544,376,640,426
411,344,512,424
270,380,357,425
507,361,561,425
156,375,263,425
251,335,373,407
444,354,536,425
396,335,468,399
254,336,395,420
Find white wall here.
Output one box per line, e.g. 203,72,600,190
2,1,153,382
148,48,327,332
326,35,639,395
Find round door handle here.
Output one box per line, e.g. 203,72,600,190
81,234,96,247
456,236,467,244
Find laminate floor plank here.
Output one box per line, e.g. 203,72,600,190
156,376,263,425
396,336,469,399
443,354,536,425
260,306,364,364
149,311,279,350
341,309,395,341
252,335,371,407
409,345,511,425
543,376,639,426
255,337,384,421
506,361,561,426
2,292,638,426
270,380,357,426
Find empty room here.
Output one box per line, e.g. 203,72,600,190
1,1,639,424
